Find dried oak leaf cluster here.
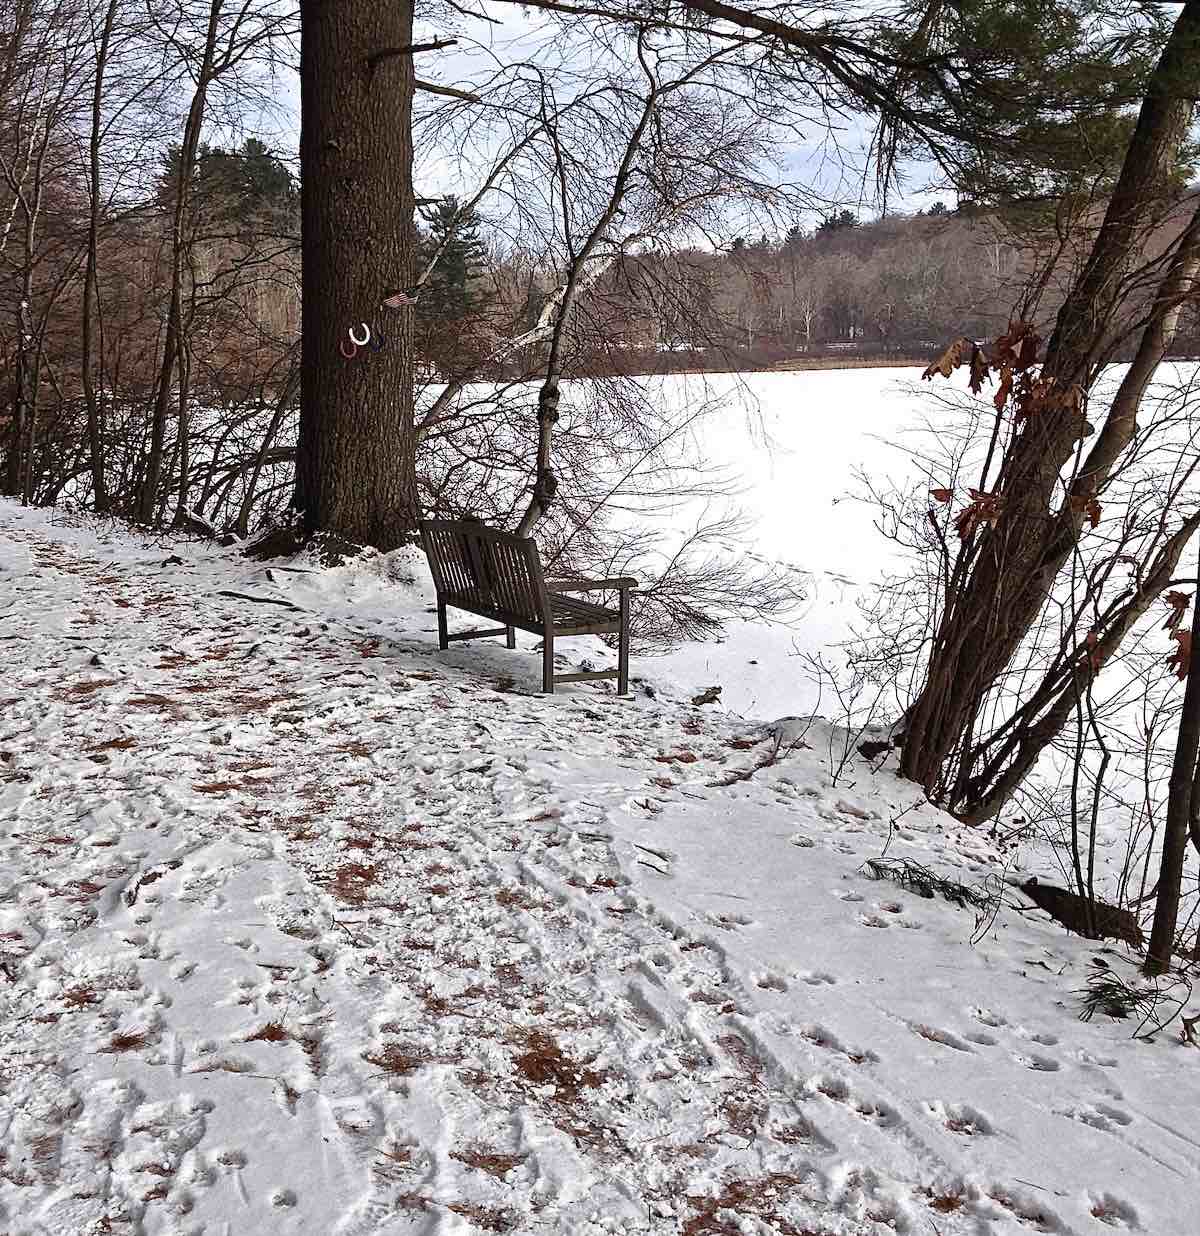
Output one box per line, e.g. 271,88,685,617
1163,590,1194,681
922,322,1097,540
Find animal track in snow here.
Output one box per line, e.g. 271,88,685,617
836,890,865,903
964,1031,998,1047
858,913,891,928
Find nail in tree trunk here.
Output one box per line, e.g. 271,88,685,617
294,0,419,549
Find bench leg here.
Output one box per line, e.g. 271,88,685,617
506,625,516,649
542,633,555,694
617,588,630,695
437,600,449,651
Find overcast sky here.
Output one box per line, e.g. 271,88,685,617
253,4,950,240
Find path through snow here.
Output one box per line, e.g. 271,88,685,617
1,502,1196,1236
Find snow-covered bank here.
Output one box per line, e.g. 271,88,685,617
1,500,1196,1236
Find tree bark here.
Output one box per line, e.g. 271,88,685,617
1147,541,1200,974
294,0,418,549
138,0,222,525
900,0,1200,802
81,0,120,513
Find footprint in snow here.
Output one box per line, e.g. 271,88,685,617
924,1099,994,1136
1013,1051,1060,1072
836,890,865,903
811,1075,901,1127
910,1023,974,1053
858,913,891,928
1089,1192,1141,1229
972,1007,1009,1028
1056,1102,1132,1132
985,1184,1061,1231
1077,1049,1119,1068
799,1023,878,1065
797,970,838,986
1020,1029,1059,1047
771,1115,836,1151
799,1022,847,1053
705,911,754,931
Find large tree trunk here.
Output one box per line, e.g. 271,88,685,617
294,0,418,549
900,0,1200,806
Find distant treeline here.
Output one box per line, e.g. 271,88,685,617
550,201,1200,376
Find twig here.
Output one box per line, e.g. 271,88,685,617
634,843,671,863
333,918,366,948
368,37,457,75
216,589,304,611
706,753,777,788
637,860,670,876
415,79,483,103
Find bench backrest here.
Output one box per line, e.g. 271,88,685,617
420,519,547,625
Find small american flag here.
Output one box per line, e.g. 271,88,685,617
382,288,418,309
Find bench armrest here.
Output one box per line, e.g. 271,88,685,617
546,576,638,593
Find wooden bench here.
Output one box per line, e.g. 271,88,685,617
419,519,637,694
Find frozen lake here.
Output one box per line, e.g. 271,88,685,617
638,367,935,719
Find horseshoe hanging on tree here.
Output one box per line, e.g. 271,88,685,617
339,336,357,359
348,322,371,347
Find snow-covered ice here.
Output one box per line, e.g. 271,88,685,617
1,496,1197,1236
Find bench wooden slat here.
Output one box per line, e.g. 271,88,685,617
419,518,636,694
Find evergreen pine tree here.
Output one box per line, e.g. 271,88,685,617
816,209,859,234
417,196,488,325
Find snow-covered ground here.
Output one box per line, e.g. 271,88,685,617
2,498,1196,1236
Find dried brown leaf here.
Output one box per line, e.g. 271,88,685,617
921,336,971,381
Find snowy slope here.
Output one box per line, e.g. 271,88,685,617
1,499,1196,1236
